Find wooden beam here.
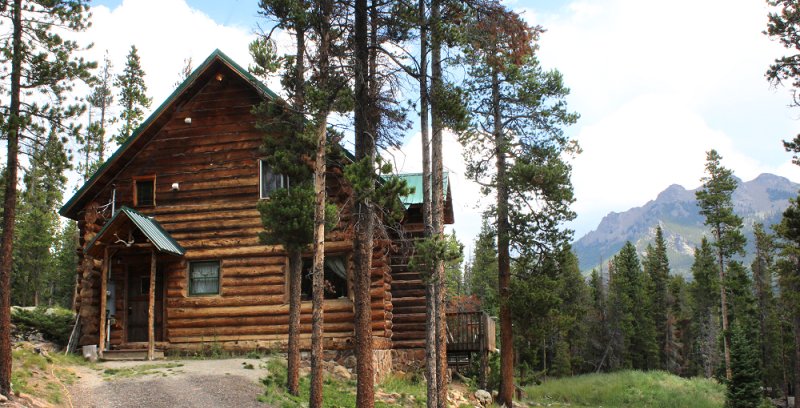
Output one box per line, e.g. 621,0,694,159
98,247,109,358
148,248,156,360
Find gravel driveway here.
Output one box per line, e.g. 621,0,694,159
66,359,269,408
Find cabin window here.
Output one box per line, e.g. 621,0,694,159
259,160,288,198
300,255,349,301
133,176,156,207
188,261,220,296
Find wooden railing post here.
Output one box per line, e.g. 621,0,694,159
98,247,109,359
147,248,156,360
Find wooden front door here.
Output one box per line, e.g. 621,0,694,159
127,263,164,342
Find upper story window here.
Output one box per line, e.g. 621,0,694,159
133,175,156,207
259,159,289,199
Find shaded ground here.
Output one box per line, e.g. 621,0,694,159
67,359,268,408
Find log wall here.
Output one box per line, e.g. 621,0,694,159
74,64,393,351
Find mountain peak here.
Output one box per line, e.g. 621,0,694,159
573,173,800,275
655,184,690,202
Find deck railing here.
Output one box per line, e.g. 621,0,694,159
446,311,495,353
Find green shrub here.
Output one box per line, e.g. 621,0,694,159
11,307,75,346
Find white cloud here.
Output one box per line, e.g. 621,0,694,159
77,0,259,106
515,0,800,237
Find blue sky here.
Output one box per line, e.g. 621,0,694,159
82,0,800,255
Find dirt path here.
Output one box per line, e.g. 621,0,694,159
65,359,269,408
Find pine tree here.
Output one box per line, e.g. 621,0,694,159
607,242,658,370
774,194,800,408
52,221,79,308
88,52,115,163
726,323,764,408
766,0,800,164
460,6,578,403
469,217,499,316
666,275,691,375
643,225,670,369
13,132,69,306
751,223,782,392
115,45,151,144
586,268,611,372
689,237,721,378
0,0,93,396
695,149,746,380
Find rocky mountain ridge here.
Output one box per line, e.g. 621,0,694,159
572,173,800,276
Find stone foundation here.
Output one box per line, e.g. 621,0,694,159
392,348,426,373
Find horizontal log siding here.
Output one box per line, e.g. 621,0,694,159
78,69,392,350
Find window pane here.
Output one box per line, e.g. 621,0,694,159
301,256,348,300
260,160,288,198
190,261,219,295
136,179,154,206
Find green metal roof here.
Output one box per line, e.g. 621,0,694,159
395,172,450,208
86,206,185,256
59,49,279,219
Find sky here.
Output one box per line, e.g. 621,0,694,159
80,0,800,257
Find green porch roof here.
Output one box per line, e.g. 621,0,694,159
86,207,185,257
396,172,450,208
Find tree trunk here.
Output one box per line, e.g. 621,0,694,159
430,0,448,405
309,2,331,404
288,15,307,399
287,249,302,396
493,68,514,407
419,1,437,406
354,0,375,405
0,0,23,397
716,224,732,381
794,314,800,408
309,116,327,407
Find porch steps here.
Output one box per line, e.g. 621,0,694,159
101,349,165,361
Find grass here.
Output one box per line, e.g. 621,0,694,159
102,362,184,380
258,358,428,408
10,348,88,405
523,370,726,408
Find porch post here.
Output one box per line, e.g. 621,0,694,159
147,248,156,360
98,246,109,359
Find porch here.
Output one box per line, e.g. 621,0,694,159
85,207,185,360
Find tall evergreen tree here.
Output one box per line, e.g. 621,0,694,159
585,267,611,372
115,45,151,144
774,194,800,408
690,237,721,378
0,0,93,396
460,6,578,404
726,323,764,408
666,275,691,375
13,132,69,307
469,217,499,316
695,149,746,380
751,223,782,392
607,242,658,370
766,0,800,163
53,221,79,308
88,52,115,163
643,225,670,369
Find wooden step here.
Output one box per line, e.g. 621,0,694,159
101,349,165,361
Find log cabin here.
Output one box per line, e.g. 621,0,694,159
59,49,456,374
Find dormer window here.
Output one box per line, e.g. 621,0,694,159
133,175,156,207
259,159,288,199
